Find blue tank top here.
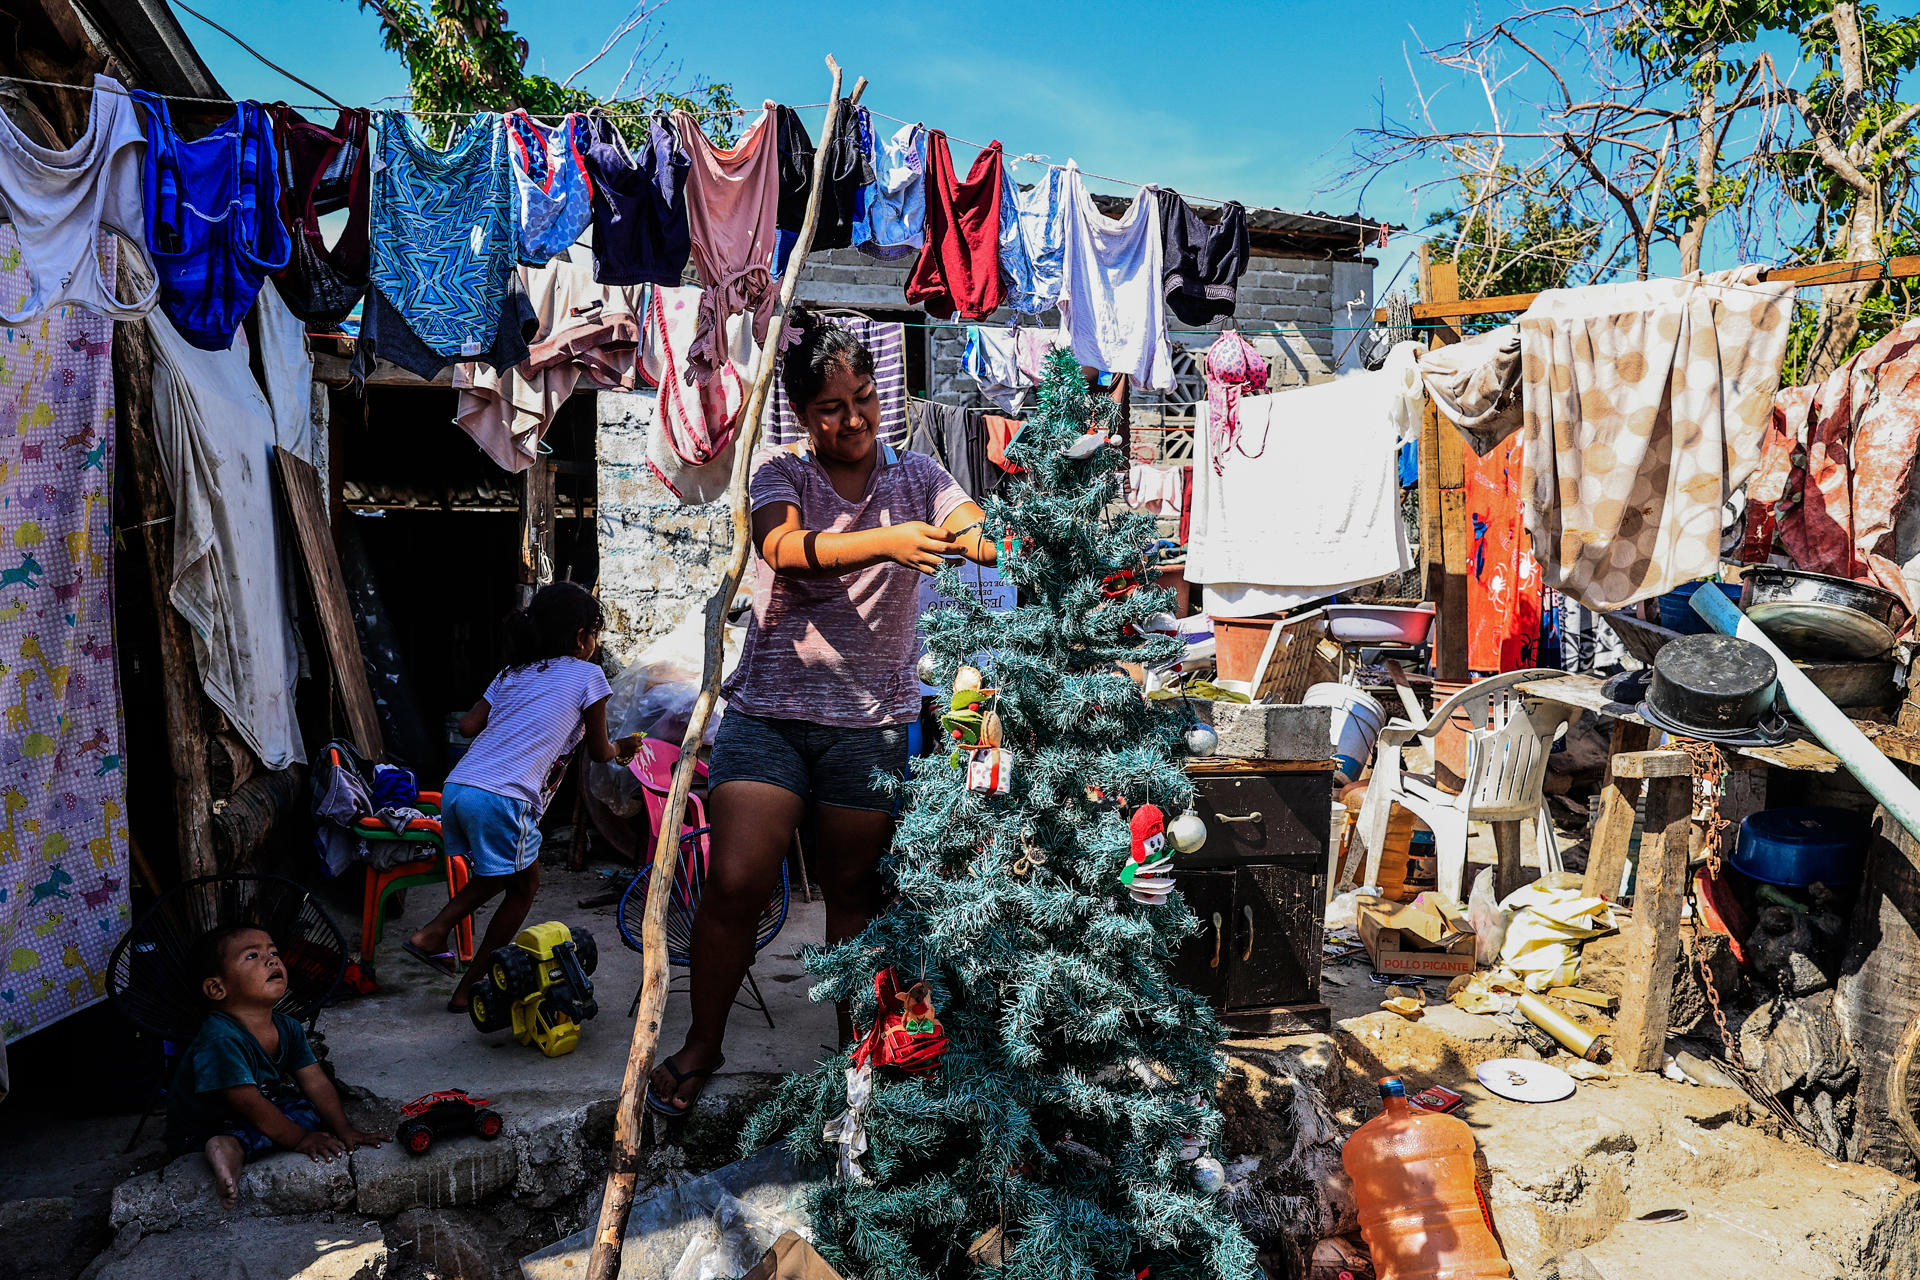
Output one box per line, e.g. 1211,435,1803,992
129,91,291,350
505,110,594,265
370,112,515,360
582,110,690,287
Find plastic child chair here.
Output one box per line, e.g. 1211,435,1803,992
354,794,474,970
617,739,788,1026
1351,669,1572,902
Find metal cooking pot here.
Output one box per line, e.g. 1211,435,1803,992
1740,567,1906,661
1637,634,1791,745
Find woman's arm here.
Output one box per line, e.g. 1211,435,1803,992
581,697,642,765
941,502,998,566
456,698,489,738
754,502,956,577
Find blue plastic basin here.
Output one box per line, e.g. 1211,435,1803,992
1657,580,1744,635
1732,806,1870,887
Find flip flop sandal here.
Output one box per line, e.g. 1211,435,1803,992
645,1054,725,1117
445,999,469,1014
401,941,460,978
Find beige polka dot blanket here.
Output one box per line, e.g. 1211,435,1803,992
1516,266,1796,611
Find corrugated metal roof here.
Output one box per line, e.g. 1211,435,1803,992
1086,193,1400,261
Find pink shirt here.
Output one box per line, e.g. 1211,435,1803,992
723,447,968,727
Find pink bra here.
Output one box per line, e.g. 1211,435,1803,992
1204,330,1269,474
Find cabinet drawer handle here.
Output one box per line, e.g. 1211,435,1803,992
1216,811,1263,825
1242,906,1255,961
1210,912,1223,968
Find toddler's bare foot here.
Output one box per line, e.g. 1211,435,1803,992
203,1135,245,1210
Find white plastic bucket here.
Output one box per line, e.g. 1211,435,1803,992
1305,682,1388,784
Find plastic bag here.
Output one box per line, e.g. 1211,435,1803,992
666,1187,807,1280
1468,867,1510,967
588,605,745,819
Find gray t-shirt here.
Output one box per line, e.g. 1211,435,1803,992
448,656,612,810
723,446,967,727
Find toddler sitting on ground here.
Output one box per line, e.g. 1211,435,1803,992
164,923,386,1207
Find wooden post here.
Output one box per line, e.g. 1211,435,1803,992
1416,248,1468,680
519,459,556,605
1490,821,1524,899
1614,763,1692,1071
585,60,865,1280
114,309,215,881
1582,721,1653,899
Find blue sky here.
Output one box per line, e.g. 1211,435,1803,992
185,0,1440,279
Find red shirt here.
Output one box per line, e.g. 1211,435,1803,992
906,132,1004,320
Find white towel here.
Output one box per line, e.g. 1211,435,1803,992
1187,342,1424,598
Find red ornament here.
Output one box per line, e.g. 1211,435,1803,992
1128,803,1167,871
852,968,947,1074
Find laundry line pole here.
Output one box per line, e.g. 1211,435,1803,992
585,56,865,1280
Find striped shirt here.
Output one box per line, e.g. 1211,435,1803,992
448,657,612,811
766,316,909,447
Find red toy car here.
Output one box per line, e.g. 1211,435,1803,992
396,1089,504,1156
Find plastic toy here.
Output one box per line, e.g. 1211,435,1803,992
396,1089,503,1155
467,921,599,1057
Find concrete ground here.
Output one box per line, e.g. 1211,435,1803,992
325,861,840,1131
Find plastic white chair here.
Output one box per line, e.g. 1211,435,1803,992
1351,668,1572,903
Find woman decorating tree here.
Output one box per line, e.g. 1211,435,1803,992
647,309,996,1115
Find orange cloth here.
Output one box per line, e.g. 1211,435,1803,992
984,414,1025,474
1467,435,1542,672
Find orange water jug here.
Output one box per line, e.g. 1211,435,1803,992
1342,1077,1510,1279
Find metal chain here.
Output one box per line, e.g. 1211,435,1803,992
1679,741,1743,1068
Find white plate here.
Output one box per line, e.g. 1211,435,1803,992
1475,1058,1576,1103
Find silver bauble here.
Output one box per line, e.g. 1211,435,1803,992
1168,809,1208,853
1191,1155,1228,1195
1183,723,1219,756
916,652,941,685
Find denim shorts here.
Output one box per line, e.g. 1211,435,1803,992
441,781,542,878
707,712,909,812
170,1095,320,1160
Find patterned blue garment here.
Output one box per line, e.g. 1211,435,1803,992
130,91,291,350
1000,165,1066,314
370,112,514,359
853,116,924,262
505,110,594,265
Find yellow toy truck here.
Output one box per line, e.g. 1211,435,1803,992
468,921,598,1057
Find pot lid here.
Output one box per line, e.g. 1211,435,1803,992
1652,634,1775,701
1475,1058,1576,1103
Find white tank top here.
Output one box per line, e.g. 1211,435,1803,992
0,74,158,323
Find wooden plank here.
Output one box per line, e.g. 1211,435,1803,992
1583,720,1651,899
1256,609,1324,705
1513,673,1842,773
273,447,384,760
1383,659,1426,723
1185,758,1337,775
1547,986,1618,1010
115,304,215,880
1417,250,1469,682
1613,749,1692,779
1373,254,1920,322
310,350,453,388
1491,820,1525,899
519,459,556,601
1615,774,1694,1071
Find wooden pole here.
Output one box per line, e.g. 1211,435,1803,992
584,59,865,1280
1614,765,1693,1071
113,306,215,881
1415,249,1469,681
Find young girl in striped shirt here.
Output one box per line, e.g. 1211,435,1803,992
404,582,639,1011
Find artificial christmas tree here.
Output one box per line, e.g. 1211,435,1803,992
744,349,1256,1280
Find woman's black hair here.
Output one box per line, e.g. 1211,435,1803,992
781,304,876,412
503,582,605,672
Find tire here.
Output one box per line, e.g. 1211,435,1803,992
491,946,538,998
400,1121,432,1156
468,976,511,1033
475,1109,504,1140
570,927,598,976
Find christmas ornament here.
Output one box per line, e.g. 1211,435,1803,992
916,651,940,685
1183,723,1219,756
941,669,1001,761
1190,1155,1228,1195
1142,611,1179,635
1012,829,1048,876
1100,569,1139,599
822,1063,873,1183
968,747,1014,793
1062,426,1120,459
853,968,947,1075
1168,809,1208,853
1000,532,1023,568
1120,803,1176,904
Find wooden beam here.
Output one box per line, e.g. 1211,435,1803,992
1491,820,1525,899
310,350,453,388
586,58,865,1280
519,460,556,602
1611,748,1692,779
274,448,383,760
1614,773,1693,1071
1375,254,1920,323
1417,250,1469,681
114,302,215,881
1583,721,1651,899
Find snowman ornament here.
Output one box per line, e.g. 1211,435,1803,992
1119,803,1176,905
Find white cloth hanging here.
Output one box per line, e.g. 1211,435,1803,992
148,310,305,770
1187,344,1425,602
253,280,325,488
1055,163,1172,390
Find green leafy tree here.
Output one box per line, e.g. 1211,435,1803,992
348,0,737,142
744,351,1256,1280
1426,169,1603,308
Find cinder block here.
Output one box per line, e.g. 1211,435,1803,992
351,1140,518,1217
1189,701,1332,761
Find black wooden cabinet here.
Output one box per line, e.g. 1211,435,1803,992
1171,763,1332,1031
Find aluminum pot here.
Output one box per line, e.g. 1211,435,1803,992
1740,566,1906,661
1637,633,1791,745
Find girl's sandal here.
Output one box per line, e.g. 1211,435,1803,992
401,941,460,978
645,1053,725,1117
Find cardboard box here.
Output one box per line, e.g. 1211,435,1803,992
741,1233,847,1280
1357,893,1477,978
